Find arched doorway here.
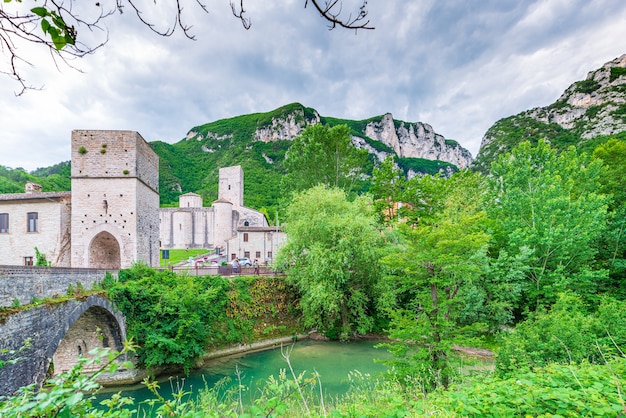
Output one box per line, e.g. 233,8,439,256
89,231,121,269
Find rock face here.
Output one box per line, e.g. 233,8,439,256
477,54,626,169
254,109,320,142
227,107,473,169
363,113,473,169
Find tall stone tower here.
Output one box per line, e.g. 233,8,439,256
218,165,244,207
70,130,160,269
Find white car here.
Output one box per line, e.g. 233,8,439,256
232,257,252,267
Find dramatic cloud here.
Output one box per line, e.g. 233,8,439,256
1,0,626,170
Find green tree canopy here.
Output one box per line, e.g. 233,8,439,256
282,124,369,195
487,140,609,310
276,185,383,338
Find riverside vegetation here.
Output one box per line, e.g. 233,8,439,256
2,128,626,416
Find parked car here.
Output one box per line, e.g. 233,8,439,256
232,257,252,267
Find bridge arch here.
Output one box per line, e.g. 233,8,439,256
0,295,126,396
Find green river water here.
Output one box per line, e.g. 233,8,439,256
96,339,390,411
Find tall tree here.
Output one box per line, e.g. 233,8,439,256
276,185,383,338
487,140,609,310
282,124,369,195
369,156,406,225
380,170,493,391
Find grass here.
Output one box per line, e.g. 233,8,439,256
160,248,212,267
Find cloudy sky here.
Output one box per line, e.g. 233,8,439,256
1,0,626,171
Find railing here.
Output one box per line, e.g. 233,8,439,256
160,264,281,276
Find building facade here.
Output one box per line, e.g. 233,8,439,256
159,165,285,263
0,130,160,269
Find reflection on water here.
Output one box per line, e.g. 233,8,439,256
96,339,389,409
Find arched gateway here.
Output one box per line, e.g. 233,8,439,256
88,231,121,269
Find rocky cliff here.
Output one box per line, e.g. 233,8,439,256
193,105,474,170
361,113,473,169
475,54,626,171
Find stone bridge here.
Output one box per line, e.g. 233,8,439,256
0,267,126,397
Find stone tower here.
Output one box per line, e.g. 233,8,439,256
70,130,160,269
218,165,244,207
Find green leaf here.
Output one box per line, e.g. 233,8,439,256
41,18,50,34
31,7,49,17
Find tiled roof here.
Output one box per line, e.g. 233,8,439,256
0,191,72,202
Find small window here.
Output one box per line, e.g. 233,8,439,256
267,251,273,259
243,233,249,242
24,256,33,266
27,212,38,232
256,251,261,258
244,221,250,226
0,213,8,233
244,251,250,258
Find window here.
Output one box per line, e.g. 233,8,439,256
24,257,33,266
256,251,261,259
0,213,8,233
267,251,273,259
27,212,38,232
243,233,249,242
244,251,250,258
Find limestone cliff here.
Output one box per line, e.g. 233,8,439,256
362,113,473,169
475,54,626,172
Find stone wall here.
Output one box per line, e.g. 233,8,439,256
0,266,113,308
0,295,126,396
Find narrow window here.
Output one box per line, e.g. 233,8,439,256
27,212,38,232
0,213,8,233
267,251,273,259
24,256,33,266
256,251,261,259
244,251,250,258
243,233,249,242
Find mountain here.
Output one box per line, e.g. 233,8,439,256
473,54,626,172
154,103,473,208
0,104,471,210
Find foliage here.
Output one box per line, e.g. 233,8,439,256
423,357,626,417
369,156,405,225
282,124,369,195
574,78,601,94
396,157,457,176
107,264,301,372
277,185,384,338
34,247,49,266
487,140,609,310
495,292,626,376
610,66,626,83
0,343,136,418
0,162,71,194
472,115,581,172
592,138,626,294
380,170,492,390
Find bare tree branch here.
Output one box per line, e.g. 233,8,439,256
306,0,374,31
0,0,373,94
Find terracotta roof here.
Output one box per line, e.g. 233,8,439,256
0,191,72,202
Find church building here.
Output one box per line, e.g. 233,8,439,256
159,166,285,263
